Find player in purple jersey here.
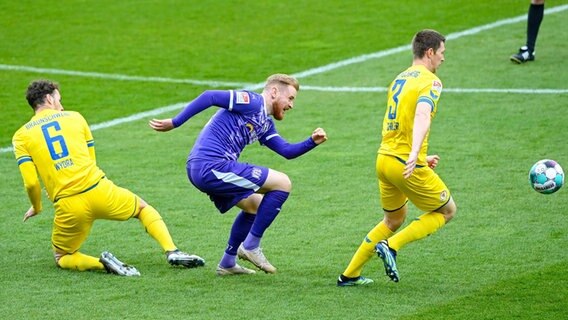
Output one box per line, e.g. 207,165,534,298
150,74,327,275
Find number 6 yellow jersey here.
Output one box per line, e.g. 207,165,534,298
13,109,105,204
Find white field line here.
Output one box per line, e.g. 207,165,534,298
0,64,254,88
301,86,568,94
290,4,567,80
1,4,567,154
2,4,567,91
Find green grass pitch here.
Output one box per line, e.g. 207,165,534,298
0,1,567,319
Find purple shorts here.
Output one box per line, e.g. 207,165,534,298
187,160,269,213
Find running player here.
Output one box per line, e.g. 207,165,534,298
338,30,457,286
150,74,327,276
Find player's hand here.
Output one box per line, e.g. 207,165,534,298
426,154,440,169
311,128,327,145
149,119,175,132
23,206,39,222
403,152,418,179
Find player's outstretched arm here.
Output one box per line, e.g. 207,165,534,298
149,118,175,132
263,127,327,160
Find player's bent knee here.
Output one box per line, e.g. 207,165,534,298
384,217,405,231
279,175,292,192
383,214,406,231
440,199,457,222
445,208,456,222
272,172,292,192
383,206,407,231
264,170,292,192
134,197,149,217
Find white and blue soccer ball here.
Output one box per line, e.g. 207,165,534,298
528,159,564,194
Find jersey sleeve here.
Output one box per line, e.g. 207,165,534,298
260,123,318,159
172,90,264,127
172,90,232,127
417,78,443,113
13,130,43,213
227,90,264,115
76,112,97,162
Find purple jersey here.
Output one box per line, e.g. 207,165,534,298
172,89,319,213
172,89,317,162
189,90,274,162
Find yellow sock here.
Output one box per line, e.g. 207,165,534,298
388,212,446,252
342,221,394,278
138,205,176,252
58,252,104,271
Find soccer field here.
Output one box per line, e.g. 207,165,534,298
1,1,567,319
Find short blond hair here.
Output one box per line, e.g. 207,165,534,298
264,74,300,91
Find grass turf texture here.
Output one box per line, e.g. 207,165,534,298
1,1,567,319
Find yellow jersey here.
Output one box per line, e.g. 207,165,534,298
378,64,442,167
13,109,105,203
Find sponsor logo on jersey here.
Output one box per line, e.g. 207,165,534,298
440,190,448,202
236,91,250,104
432,80,442,91
430,80,442,100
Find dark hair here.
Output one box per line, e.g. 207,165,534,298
412,29,446,59
26,80,59,109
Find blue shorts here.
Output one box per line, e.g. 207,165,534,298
187,160,269,213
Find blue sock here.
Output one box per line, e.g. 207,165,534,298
219,253,236,268
242,234,261,250
243,190,289,249
226,211,255,247
220,211,256,268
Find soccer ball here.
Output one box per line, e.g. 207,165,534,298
528,159,564,194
